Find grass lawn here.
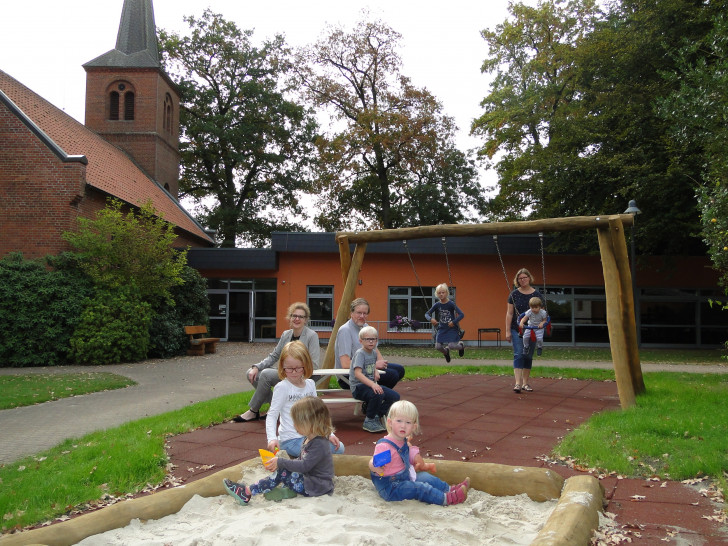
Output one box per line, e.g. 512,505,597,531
0,354,726,533
0,373,136,410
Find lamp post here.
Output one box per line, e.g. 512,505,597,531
624,200,641,341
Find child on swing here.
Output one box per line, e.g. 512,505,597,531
369,400,470,506
223,396,335,505
425,283,465,363
519,296,549,356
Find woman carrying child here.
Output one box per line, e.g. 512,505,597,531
425,283,465,362
223,396,336,505
369,400,470,506
266,341,344,457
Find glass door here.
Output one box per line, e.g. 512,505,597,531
228,291,253,342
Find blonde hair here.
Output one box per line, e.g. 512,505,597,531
290,396,334,438
512,268,534,289
386,400,420,435
287,302,310,321
435,283,450,295
529,297,542,309
277,340,314,380
359,325,378,340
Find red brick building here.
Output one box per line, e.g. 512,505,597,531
0,0,213,259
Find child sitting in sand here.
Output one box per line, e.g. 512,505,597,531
369,400,470,506
223,396,336,505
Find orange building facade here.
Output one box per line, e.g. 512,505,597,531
189,233,726,348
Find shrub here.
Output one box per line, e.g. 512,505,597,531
148,266,211,358
0,253,92,367
69,288,152,365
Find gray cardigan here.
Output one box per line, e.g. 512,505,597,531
254,326,321,371
277,436,334,496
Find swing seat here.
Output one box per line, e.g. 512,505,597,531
518,314,552,338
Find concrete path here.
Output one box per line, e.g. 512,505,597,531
0,343,725,464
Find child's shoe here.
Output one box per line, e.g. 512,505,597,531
458,346,464,357
444,349,451,363
537,347,542,356
223,478,251,505
445,484,468,506
363,417,386,433
449,477,471,493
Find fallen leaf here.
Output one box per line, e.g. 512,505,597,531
630,494,646,501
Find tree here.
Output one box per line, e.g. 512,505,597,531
472,0,715,256
295,18,485,231
659,13,728,287
159,10,318,247
63,198,186,305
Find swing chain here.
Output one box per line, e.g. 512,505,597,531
403,240,429,302
442,237,454,295
539,232,547,298
493,235,512,293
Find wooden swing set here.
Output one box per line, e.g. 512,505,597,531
321,214,645,409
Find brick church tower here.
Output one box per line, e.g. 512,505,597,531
83,0,180,198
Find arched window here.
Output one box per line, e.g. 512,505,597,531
124,92,135,121
163,94,173,134
109,91,120,120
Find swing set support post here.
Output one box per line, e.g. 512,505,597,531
608,217,645,396
322,243,367,370
328,214,642,408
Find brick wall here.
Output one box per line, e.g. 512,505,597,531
0,102,87,259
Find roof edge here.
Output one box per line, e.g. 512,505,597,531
0,89,88,165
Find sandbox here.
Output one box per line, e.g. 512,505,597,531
0,456,604,545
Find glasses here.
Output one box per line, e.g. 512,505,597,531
290,314,307,320
517,276,530,281
362,338,378,342
283,366,304,374
353,311,369,316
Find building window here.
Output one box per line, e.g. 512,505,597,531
307,286,334,330
109,91,120,120
388,286,437,330
163,94,173,134
124,92,135,120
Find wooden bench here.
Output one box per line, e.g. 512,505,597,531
314,368,363,415
184,325,221,356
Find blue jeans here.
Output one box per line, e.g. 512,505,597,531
511,328,536,369
371,468,448,505
352,384,400,419
280,436,345,458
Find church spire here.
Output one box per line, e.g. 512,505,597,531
83,0,160,68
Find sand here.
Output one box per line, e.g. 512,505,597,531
76,466,560,545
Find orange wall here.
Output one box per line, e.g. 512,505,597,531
273,251,719,341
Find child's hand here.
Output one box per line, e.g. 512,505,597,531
264,457,278,472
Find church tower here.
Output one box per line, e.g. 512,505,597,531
83,0,180,198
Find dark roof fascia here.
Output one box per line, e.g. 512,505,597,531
270,232,562,256
0,90,88,165
187,248,277,271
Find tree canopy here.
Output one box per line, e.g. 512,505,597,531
159,10,318,247
295,18,485,231
473,0,720,256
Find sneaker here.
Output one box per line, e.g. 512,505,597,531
363,417,386,433
458,347,464,357
223,478,251,505
513,384,521,393
449,477,471,493
444,349,451,363
445,484,468,506
537,347,542,356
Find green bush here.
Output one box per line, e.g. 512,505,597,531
148,266,211,358
69,288,152,365
0,253,92,367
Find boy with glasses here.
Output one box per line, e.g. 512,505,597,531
350,326,400,432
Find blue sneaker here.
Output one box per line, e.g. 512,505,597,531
223,478,251,505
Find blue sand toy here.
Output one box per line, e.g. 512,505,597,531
373,450,392,467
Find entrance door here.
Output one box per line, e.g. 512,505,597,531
228,291,253,341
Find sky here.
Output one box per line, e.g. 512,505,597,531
0,1,521,167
